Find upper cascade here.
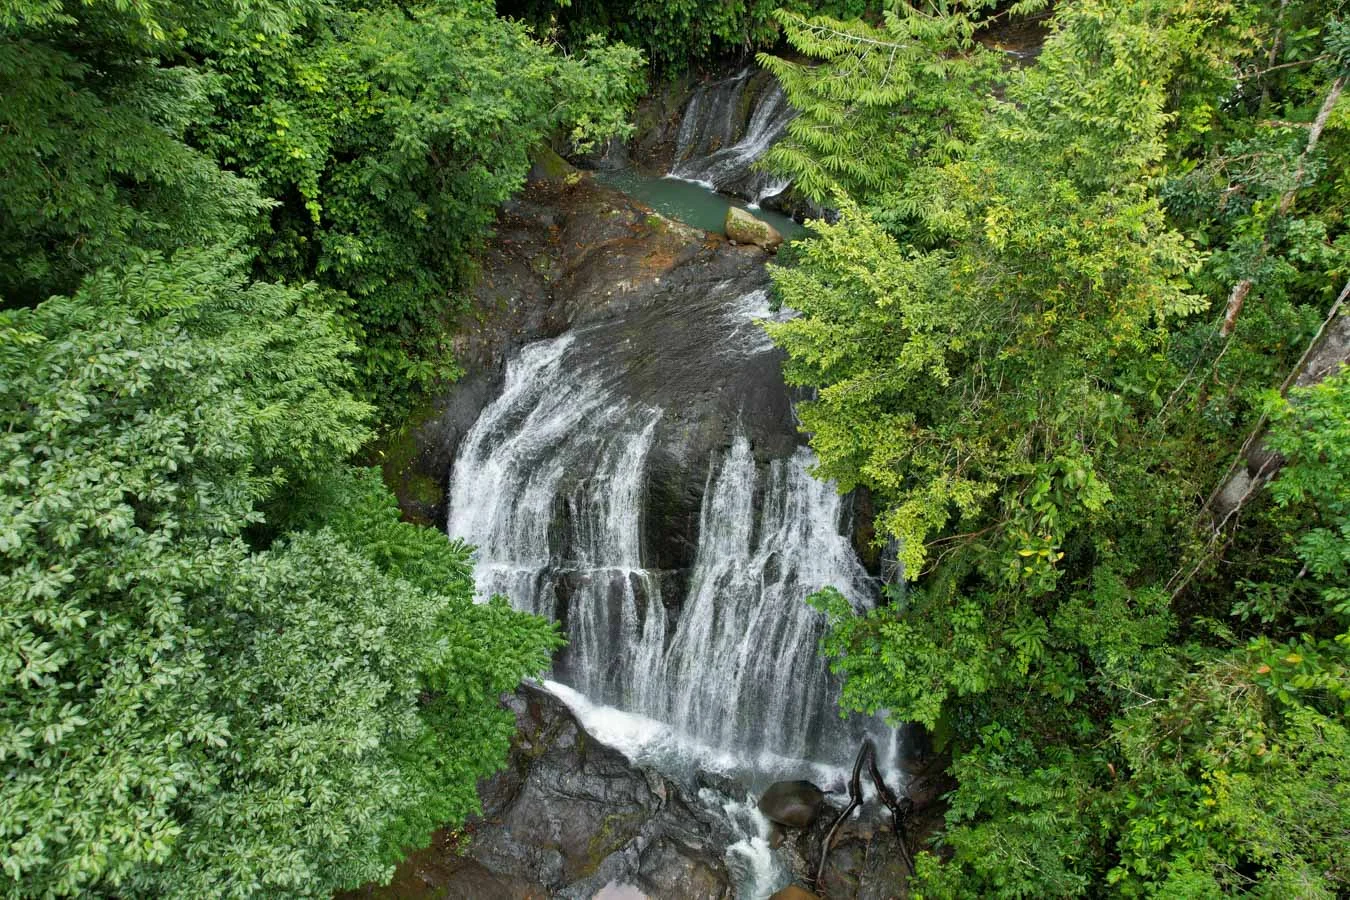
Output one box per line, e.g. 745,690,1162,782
669,68,795,206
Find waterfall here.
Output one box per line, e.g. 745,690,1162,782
669,69,795,206
713,791,790,899
662,437,875,763
446,333,670,707
446,285,887,776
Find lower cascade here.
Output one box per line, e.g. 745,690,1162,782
446,281,892,781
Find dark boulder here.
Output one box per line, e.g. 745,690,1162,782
771,886,821,900
348,685,731,899
758,781,826,829
817,831,912,900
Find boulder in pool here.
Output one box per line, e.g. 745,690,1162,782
758,780,825,829
725,206,783,250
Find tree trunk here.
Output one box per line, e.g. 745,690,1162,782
1206,279,1350,527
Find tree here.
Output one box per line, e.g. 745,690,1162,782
762,0,1350,894
500,0,881,72
0,24,262,304
196,0,644,403
0,252,558,896
758,2,1005,214
2,0,644,407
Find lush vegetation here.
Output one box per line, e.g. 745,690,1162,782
0,0,626,893
1,0,642,406
6,0,1348,893
501,0,881,71
761,0,1350,895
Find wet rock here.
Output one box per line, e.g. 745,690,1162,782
434,858,547,900
529,144,576,182
695,769,744,799
382,173,787,531
725,206,782,250
759,781,826,829
817,832,911,900
896,723,935,776
573,135,631,171
352,685,732,899
637,839,732,899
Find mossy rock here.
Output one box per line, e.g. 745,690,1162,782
724,206,782,250
371,397,443,526
529,144,576,182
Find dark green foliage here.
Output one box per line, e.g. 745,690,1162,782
2,0,642,406
198,0,643,404
1,0,622,894
0,253,558,896
0,38,261,304
501,0,880,72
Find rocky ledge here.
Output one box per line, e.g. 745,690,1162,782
345,685,951,900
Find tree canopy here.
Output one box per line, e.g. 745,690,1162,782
763,0,1350,894
0,251,561,896
0,0,615,893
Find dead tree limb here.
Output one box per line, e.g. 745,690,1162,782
1169,278,1350,597
1219,75,1345,338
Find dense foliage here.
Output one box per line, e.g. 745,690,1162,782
763,0,1350,895
0,0,619,894
196,0,642,401
500,0,880,71
1,0,642,406
6,0,1347,893
0,252,560,897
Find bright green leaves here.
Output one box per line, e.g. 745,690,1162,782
1107,653,1350,896
813,586,999,729
766,1,1350,896
760,3,1004,209
0,251,359,894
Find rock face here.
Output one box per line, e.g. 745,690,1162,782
378,169,778,531
759,781,826,829
725,206,783,250
347,685,734,899
346,687,950,900
372,162,943,900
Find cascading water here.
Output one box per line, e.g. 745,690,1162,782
663,437,873,763
669,69,795,206
445,334,669,707
446,279,889,782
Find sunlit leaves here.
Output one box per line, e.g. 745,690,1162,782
772,1,1349,896
760,3,1003,207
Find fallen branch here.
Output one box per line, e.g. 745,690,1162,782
1218,75,1345,338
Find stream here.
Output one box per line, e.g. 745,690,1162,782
439,64,895,899
593,169,807,241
